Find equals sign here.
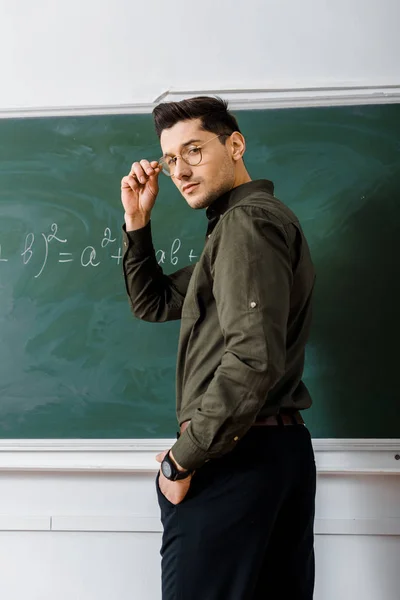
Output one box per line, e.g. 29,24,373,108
59,252,74,263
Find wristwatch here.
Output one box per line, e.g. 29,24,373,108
161,451,192,481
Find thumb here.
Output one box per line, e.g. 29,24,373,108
156,450,169,463
148,165,161,184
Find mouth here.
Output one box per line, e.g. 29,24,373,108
182,183,199,194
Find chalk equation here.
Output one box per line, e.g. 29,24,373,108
0,223,200,279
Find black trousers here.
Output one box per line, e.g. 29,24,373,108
156,424,316,600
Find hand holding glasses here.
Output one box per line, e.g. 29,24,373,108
121,133,231,228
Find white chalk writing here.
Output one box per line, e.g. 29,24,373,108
1,224,200,279
81,246,100,268
0,244,8,262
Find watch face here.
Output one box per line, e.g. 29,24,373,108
161,459,173,479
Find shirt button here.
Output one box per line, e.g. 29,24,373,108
233,436,239,442
124,241,128,248
207,234,211,239
250,301,257,308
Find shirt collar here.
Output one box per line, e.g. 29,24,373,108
206,179,275,221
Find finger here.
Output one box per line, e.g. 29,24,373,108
140,159,155,176
151,164,163,179
129,175,143,188
122,174,141,192
150,161,162,175
149,167,161,181
155,450,169,463
155,450,168,463
121,175,138,191
128,174,142,190
141,160,162,181
130,162,147,184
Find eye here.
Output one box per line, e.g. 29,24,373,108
187,147,201,156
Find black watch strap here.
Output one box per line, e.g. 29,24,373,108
161,451,191,481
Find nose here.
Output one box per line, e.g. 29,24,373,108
173,156,192,180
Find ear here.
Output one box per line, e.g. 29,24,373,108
229,132,246,162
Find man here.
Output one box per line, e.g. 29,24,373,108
121,96,316,600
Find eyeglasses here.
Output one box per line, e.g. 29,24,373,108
158,133,231,177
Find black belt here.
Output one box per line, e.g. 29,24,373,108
253,411,304,427
179,411,304,436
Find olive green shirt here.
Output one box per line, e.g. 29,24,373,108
122,180,315,471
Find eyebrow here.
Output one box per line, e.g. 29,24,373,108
163,139,203,158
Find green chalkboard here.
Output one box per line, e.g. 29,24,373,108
0,104,399,439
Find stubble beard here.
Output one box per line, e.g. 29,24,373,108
188,168,235,210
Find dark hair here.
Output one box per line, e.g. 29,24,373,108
152,96,241,139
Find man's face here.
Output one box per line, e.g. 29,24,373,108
160,119,236,209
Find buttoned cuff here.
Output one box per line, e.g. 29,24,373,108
122,221,154,257
170,429,209,471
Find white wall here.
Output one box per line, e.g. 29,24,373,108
0,0,399,110
0,440,399,600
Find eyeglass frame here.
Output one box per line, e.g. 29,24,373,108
158,133,232,177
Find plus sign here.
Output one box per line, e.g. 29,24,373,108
111,247,123,265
